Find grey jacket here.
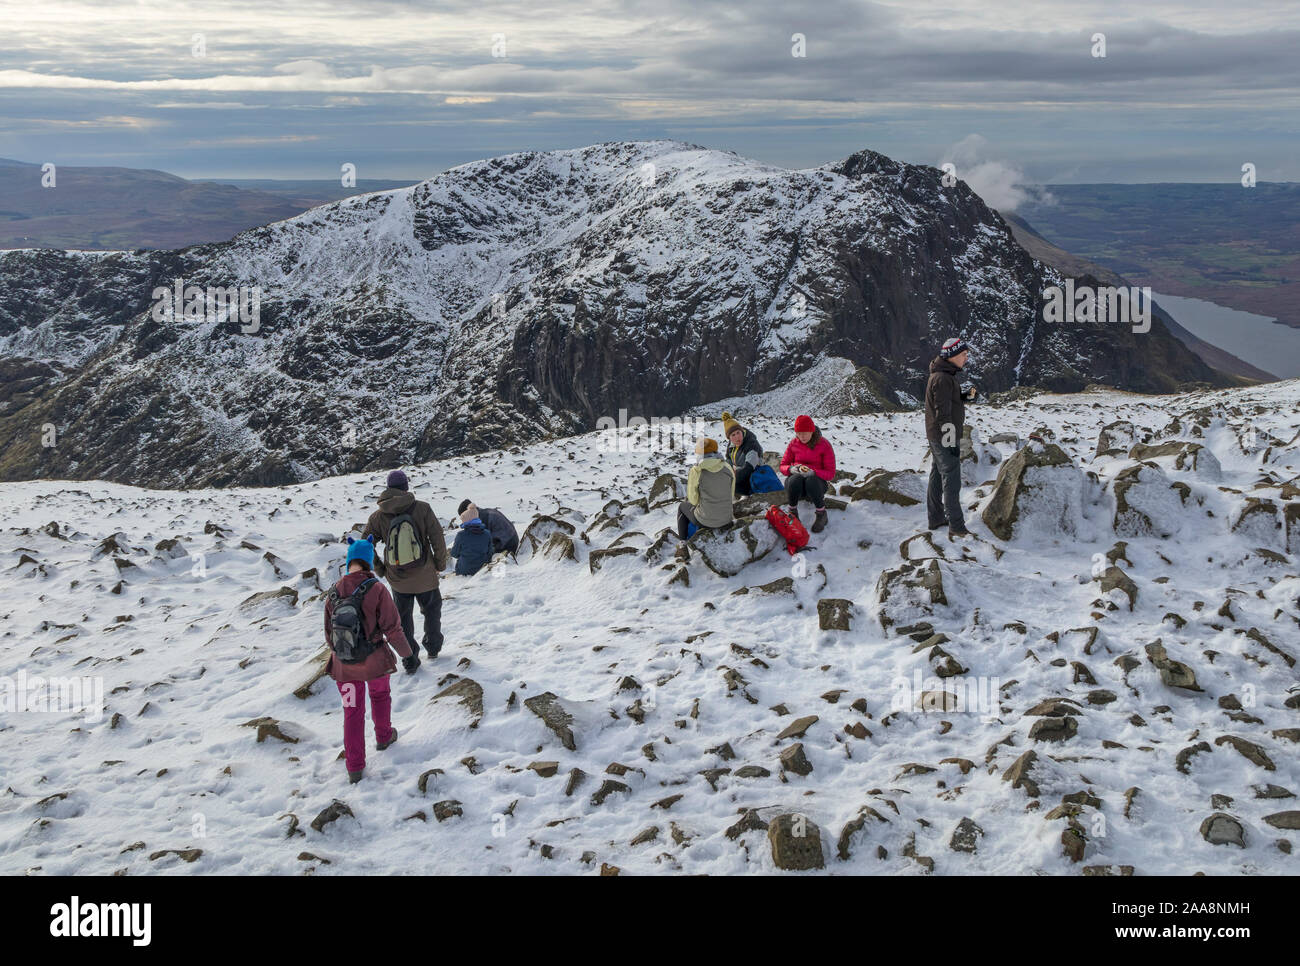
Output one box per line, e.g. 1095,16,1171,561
687,453,736,528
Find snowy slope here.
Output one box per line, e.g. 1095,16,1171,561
1,380,1297,875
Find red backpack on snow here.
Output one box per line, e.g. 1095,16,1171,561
765,504,809,556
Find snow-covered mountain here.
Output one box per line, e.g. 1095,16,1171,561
0,140,1230,489
2,380,1296,875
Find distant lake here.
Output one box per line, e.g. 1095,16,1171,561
1154,292,1300,379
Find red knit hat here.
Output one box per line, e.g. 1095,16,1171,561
794,414,815,433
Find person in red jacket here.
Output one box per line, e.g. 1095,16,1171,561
779,414,836,533
324,537,414,783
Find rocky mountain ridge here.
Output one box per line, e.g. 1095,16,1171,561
0,140,1232,488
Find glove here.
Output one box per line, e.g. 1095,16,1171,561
402,655,420,674
963,385,978,401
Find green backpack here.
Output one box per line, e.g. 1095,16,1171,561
384,512,427,576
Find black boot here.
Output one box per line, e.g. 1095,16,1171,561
811,509,828,533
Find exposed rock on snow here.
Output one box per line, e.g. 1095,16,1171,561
524,692,579,751
849,469,926,506
817,598,853,631
768,813,825,870
3,379,1299,877
689,515,782,577
1199,813,1245,847
980,442,1082,540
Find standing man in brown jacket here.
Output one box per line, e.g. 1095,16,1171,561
363,469,449,671
924,337,978,539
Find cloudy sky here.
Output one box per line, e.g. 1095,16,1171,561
1,0,1296,190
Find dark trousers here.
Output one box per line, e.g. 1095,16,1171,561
393,588,443,657
785,473,827,509
733,464,755,497
927,440,965,530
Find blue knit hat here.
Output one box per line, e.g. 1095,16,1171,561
345,536,375,569
386,469,409,491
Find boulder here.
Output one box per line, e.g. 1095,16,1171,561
519,515,576,561
836,806,890,860
432,800,463,822
1029,716,1078,742
310,799,354,833
1098,566,1138,611
1095,420,1139,458
817,598,853,631
648,473,685,508
538,532,577,562
1176,741,1213,774
431,678,484,728
1111,463,1195,538
690,515,782,577
1145,641,1202,692
874,558,947,630
588,545,639,575
1129,440,1221,479
980,442,1082,541
1231,499,1281,545
291,646,332,700
767,813,825,870
581,499,625,538
776,715,819,740
1199,813,1245,847
949,816,984,853
524,692,578,750
590,779,629,807
241,716,298,744
238,586,298,612
734,492,788,514
899,531,947,561
1263,811,1300,830
1214,735,1275,771
1002,750,1040,797
850,469,927,507
779,743,814,777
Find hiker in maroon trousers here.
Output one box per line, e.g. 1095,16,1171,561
324,537,413,783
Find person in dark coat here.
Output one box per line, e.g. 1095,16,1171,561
457,499,518,555
324,537,414,783
362,469,449,669
722,412,763,496
924,337,978,538
450,504,495,576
